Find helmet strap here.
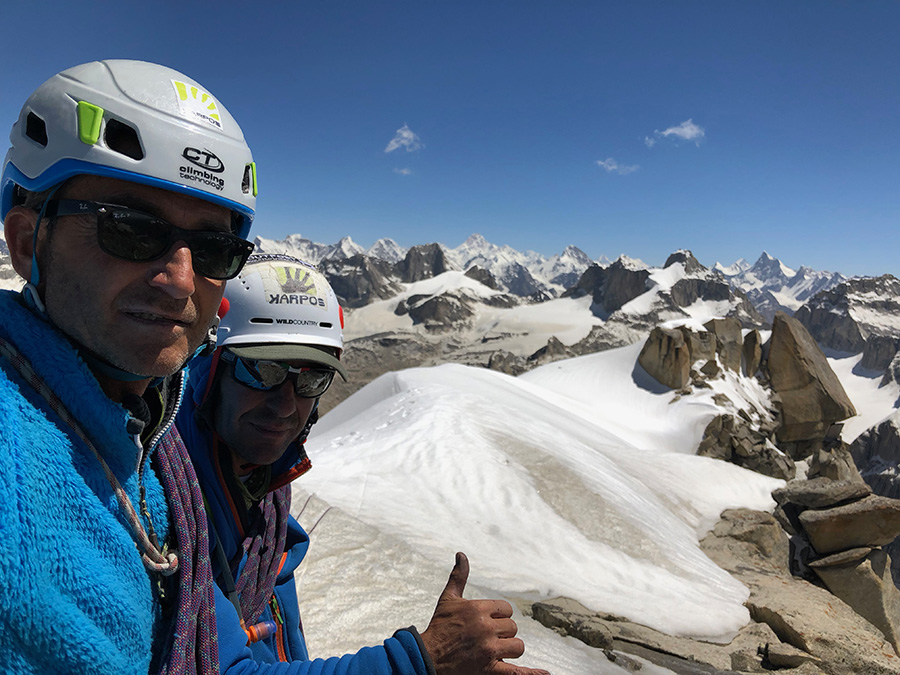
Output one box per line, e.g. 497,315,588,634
29,184,61,288
196,315,220,359
20,184,62,316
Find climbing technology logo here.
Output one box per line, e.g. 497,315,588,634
182,147,225,173
179,145,226,190
260,264,328,309
171,80,223,130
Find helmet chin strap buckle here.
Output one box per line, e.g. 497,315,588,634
197,315,220,359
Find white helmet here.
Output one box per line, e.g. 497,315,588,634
1,59,256,237
218,254,347,379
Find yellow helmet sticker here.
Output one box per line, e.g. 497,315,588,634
258,264,328,308
171,79,223,130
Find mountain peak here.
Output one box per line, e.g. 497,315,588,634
664,250,705,274
751,252,796,279
463,233,489,247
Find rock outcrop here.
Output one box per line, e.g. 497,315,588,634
638,318,751,392
531,507,900,674
396,292,474,330
862,335,900,372
851,411,900,500
850,411,900,585
743,329,762,377
527,336,574,367
772,451,900,655
698,414,794,480
395,243,456,283
564,257,651,316
321,254,401,308
706,317,743,373
637,326,691,390
463,265,498,290
766,312,856,447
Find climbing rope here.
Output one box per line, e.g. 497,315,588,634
0,336,219,674
0,337,177,575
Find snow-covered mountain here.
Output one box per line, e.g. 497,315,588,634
366,237,407,263
715,252,846,321
252,234,333,264
444,233,597,298
258,232,603,299
253,234,367,265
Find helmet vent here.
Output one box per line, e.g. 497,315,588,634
320,322,333,328
104,119,144,160
249,317,274,324
25,113,48,147
242,165,252,194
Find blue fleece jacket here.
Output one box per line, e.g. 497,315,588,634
178,353,434,675
0,290,172,674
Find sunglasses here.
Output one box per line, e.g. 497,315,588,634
221,351,336,399
43,199,254,280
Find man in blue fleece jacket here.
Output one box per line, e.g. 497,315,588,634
0,60,257,674
178,254,550,675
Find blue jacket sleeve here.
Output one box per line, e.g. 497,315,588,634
215,582,434,675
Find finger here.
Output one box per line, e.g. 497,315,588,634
438,551,469,601
494,636,526,660
491,662,551,675
494,617,520,640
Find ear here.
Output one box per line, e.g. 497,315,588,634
3,206,38,281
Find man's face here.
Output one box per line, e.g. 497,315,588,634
213,362,317,470
39,175,233,378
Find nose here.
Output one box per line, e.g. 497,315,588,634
148,242,196,299
266,379,299,416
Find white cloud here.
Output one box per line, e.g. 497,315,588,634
393,168,412,176
645,119,705,147
385,124,423,153
596,158,639,175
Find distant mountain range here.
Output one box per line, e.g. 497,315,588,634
714,252,847,322
252,232,847,320
0,229,859,321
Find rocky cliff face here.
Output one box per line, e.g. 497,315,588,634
564,256,652,315
395,243,457,283
320,255,401,309
794,275,900,354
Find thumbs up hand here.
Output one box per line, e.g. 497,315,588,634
420,552,551,675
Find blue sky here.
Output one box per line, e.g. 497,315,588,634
1,2,898,277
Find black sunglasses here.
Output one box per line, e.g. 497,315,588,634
43,199,254,280
221,350,336,399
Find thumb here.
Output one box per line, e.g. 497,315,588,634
438,551,469,601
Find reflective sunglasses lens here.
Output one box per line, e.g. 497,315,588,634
233,358,278,390
97,209,170,261
253,360,291,388
188,232,252,280
293,369,335,398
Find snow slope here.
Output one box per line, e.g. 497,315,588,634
827,352,900,442
297,347,783,665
